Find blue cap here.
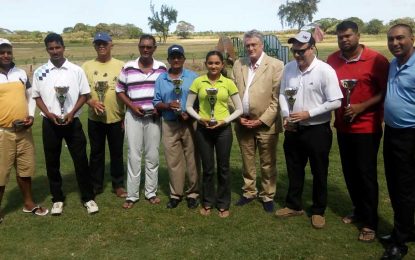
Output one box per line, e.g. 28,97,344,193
168,44,185,57
93,32,112,43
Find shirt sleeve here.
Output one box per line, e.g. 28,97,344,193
153,76,163,106
78,68,90,95
116,67,128,93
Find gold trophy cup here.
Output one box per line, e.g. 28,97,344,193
54,86,70,124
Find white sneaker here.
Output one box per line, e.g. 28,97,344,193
51,202,64,216
84,200,99,214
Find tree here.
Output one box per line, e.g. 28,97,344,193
176,21,195,39
388,17,415,29
278,0,320,30
314,18,339,32
148,2,177,43
364,19,384,34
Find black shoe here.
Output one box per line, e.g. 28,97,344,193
166,198,181,209
186,198,199,209
235,196,255,206
262,201,274,213
381,245,408,260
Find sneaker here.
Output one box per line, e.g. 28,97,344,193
51,202,64,216
262,201,275,213
166,198,181,209
275,207,304,217
235,196,255,206
84,200,99,214
186,198,199,209
311,215,325,229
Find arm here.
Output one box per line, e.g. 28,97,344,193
86,94,105,115
64,94,88,124
34,97,60,125
224,94,243,123
116,92,144,117
24,83,35,127
290,99,342,122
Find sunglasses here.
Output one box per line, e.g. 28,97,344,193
139,45,154,50
290,46,312,56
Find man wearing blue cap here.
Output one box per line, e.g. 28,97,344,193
82,32,126,198
153,45,200,209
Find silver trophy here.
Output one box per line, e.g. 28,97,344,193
54,86,70,124
284,87,298,130
340,79,358,123
94,81,109,116
172,79,183,115
206,88,218,126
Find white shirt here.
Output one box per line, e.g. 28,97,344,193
242,51,264,115
32,59,90,118
279,57,343,125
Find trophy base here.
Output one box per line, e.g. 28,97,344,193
208,119,217,126
57,117,66,124
287,121,299,131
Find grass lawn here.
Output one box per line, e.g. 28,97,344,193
0,34,413,259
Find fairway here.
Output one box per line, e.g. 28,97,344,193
0,34,412,259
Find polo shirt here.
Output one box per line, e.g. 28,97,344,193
153,68,198,121
384,51,415,128
280,57,343,125
0,64,32,128
116,58,166,112
189,74,238,121
327,46,389,133
32,59,90,118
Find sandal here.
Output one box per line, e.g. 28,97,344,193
122,199,137,209
22,205,49,216
200,206,211,216
358,228,376,242
218,209,230,218
147,196,161,205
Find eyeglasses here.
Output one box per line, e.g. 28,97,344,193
290,46,312,56
139,45,154,50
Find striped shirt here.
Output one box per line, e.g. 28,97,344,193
116,58,166,111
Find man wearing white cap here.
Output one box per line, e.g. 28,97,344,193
275,31,343,229
0,38,49,222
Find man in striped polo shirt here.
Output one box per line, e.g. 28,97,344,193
116,34,167,209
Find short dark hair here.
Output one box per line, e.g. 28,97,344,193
139,34,156,46
388,23,414,36
336,21,359,33
44,33,64,47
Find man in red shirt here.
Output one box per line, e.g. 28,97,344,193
327,21,389,242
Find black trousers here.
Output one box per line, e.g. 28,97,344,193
283,122,332,215
196,124,232,210
384,125,415,246
88,119,125,191
42,117,94,203
338,132,381,230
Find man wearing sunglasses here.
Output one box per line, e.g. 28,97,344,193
276,31,343,229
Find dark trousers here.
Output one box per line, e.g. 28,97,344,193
88,119,125,191
42,117,94,203
338,132,381,230
384,125,415,246
283,122,332,215
196,124,232,210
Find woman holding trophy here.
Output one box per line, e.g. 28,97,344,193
186,51,243,218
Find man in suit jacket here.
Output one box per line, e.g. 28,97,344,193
232,29,284,213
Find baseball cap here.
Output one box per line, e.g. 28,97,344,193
288,31,315,45
167,44,185,57
93,32,112,43
0,38,12,47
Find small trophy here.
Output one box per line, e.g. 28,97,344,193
54,86,70,124
12,119,25,131
206,88,218,126
284,87,298,130
172,79,183,115
94,81,109,116
340,79,358,123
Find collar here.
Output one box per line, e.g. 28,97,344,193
0,62,15,75
47,59,69,70
133,57,161,70
250,52,264,70
165,68,186,81
201,74,225,83
394,49,415,69
297,56,318,74
339,44,366,63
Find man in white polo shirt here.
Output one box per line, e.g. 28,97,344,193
275,31,343,229
32,33,98,215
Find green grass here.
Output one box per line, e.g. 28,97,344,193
1,34,412,259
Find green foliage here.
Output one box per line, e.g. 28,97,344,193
148,1,178,43
175,20,195,39
388,17,415,29
364,19,385,34
278,0,320,30
314,17,340,32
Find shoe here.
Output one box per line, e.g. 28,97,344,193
311,215,326,229
262,201,274,213
358,228,376,242
186,198,199,209
275,207,304,217
84,200,99,214
166,198,181,209
51,202,64,216
381,245,408,260
235,196,255,206
22,205,49,216
342,213,357,224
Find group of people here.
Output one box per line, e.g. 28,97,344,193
0,21,414,259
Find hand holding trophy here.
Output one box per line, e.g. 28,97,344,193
206,88,218,126
94,81,109,116
340,79,358,123
54,86,70,124
284,87,298,130
172,79,183,115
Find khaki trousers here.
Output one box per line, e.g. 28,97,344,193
162,119,200,200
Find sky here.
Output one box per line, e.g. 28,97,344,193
1,0,415,33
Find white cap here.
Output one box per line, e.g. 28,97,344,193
0,38,12,46
288,31,314,44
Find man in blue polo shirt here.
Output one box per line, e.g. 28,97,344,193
153,44,200,209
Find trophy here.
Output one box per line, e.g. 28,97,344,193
206,88,218,126
12,119,25,131
54,86,70,124
284,87,298,130
172,79,183,115
94,81,109,116
340,79,358,123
